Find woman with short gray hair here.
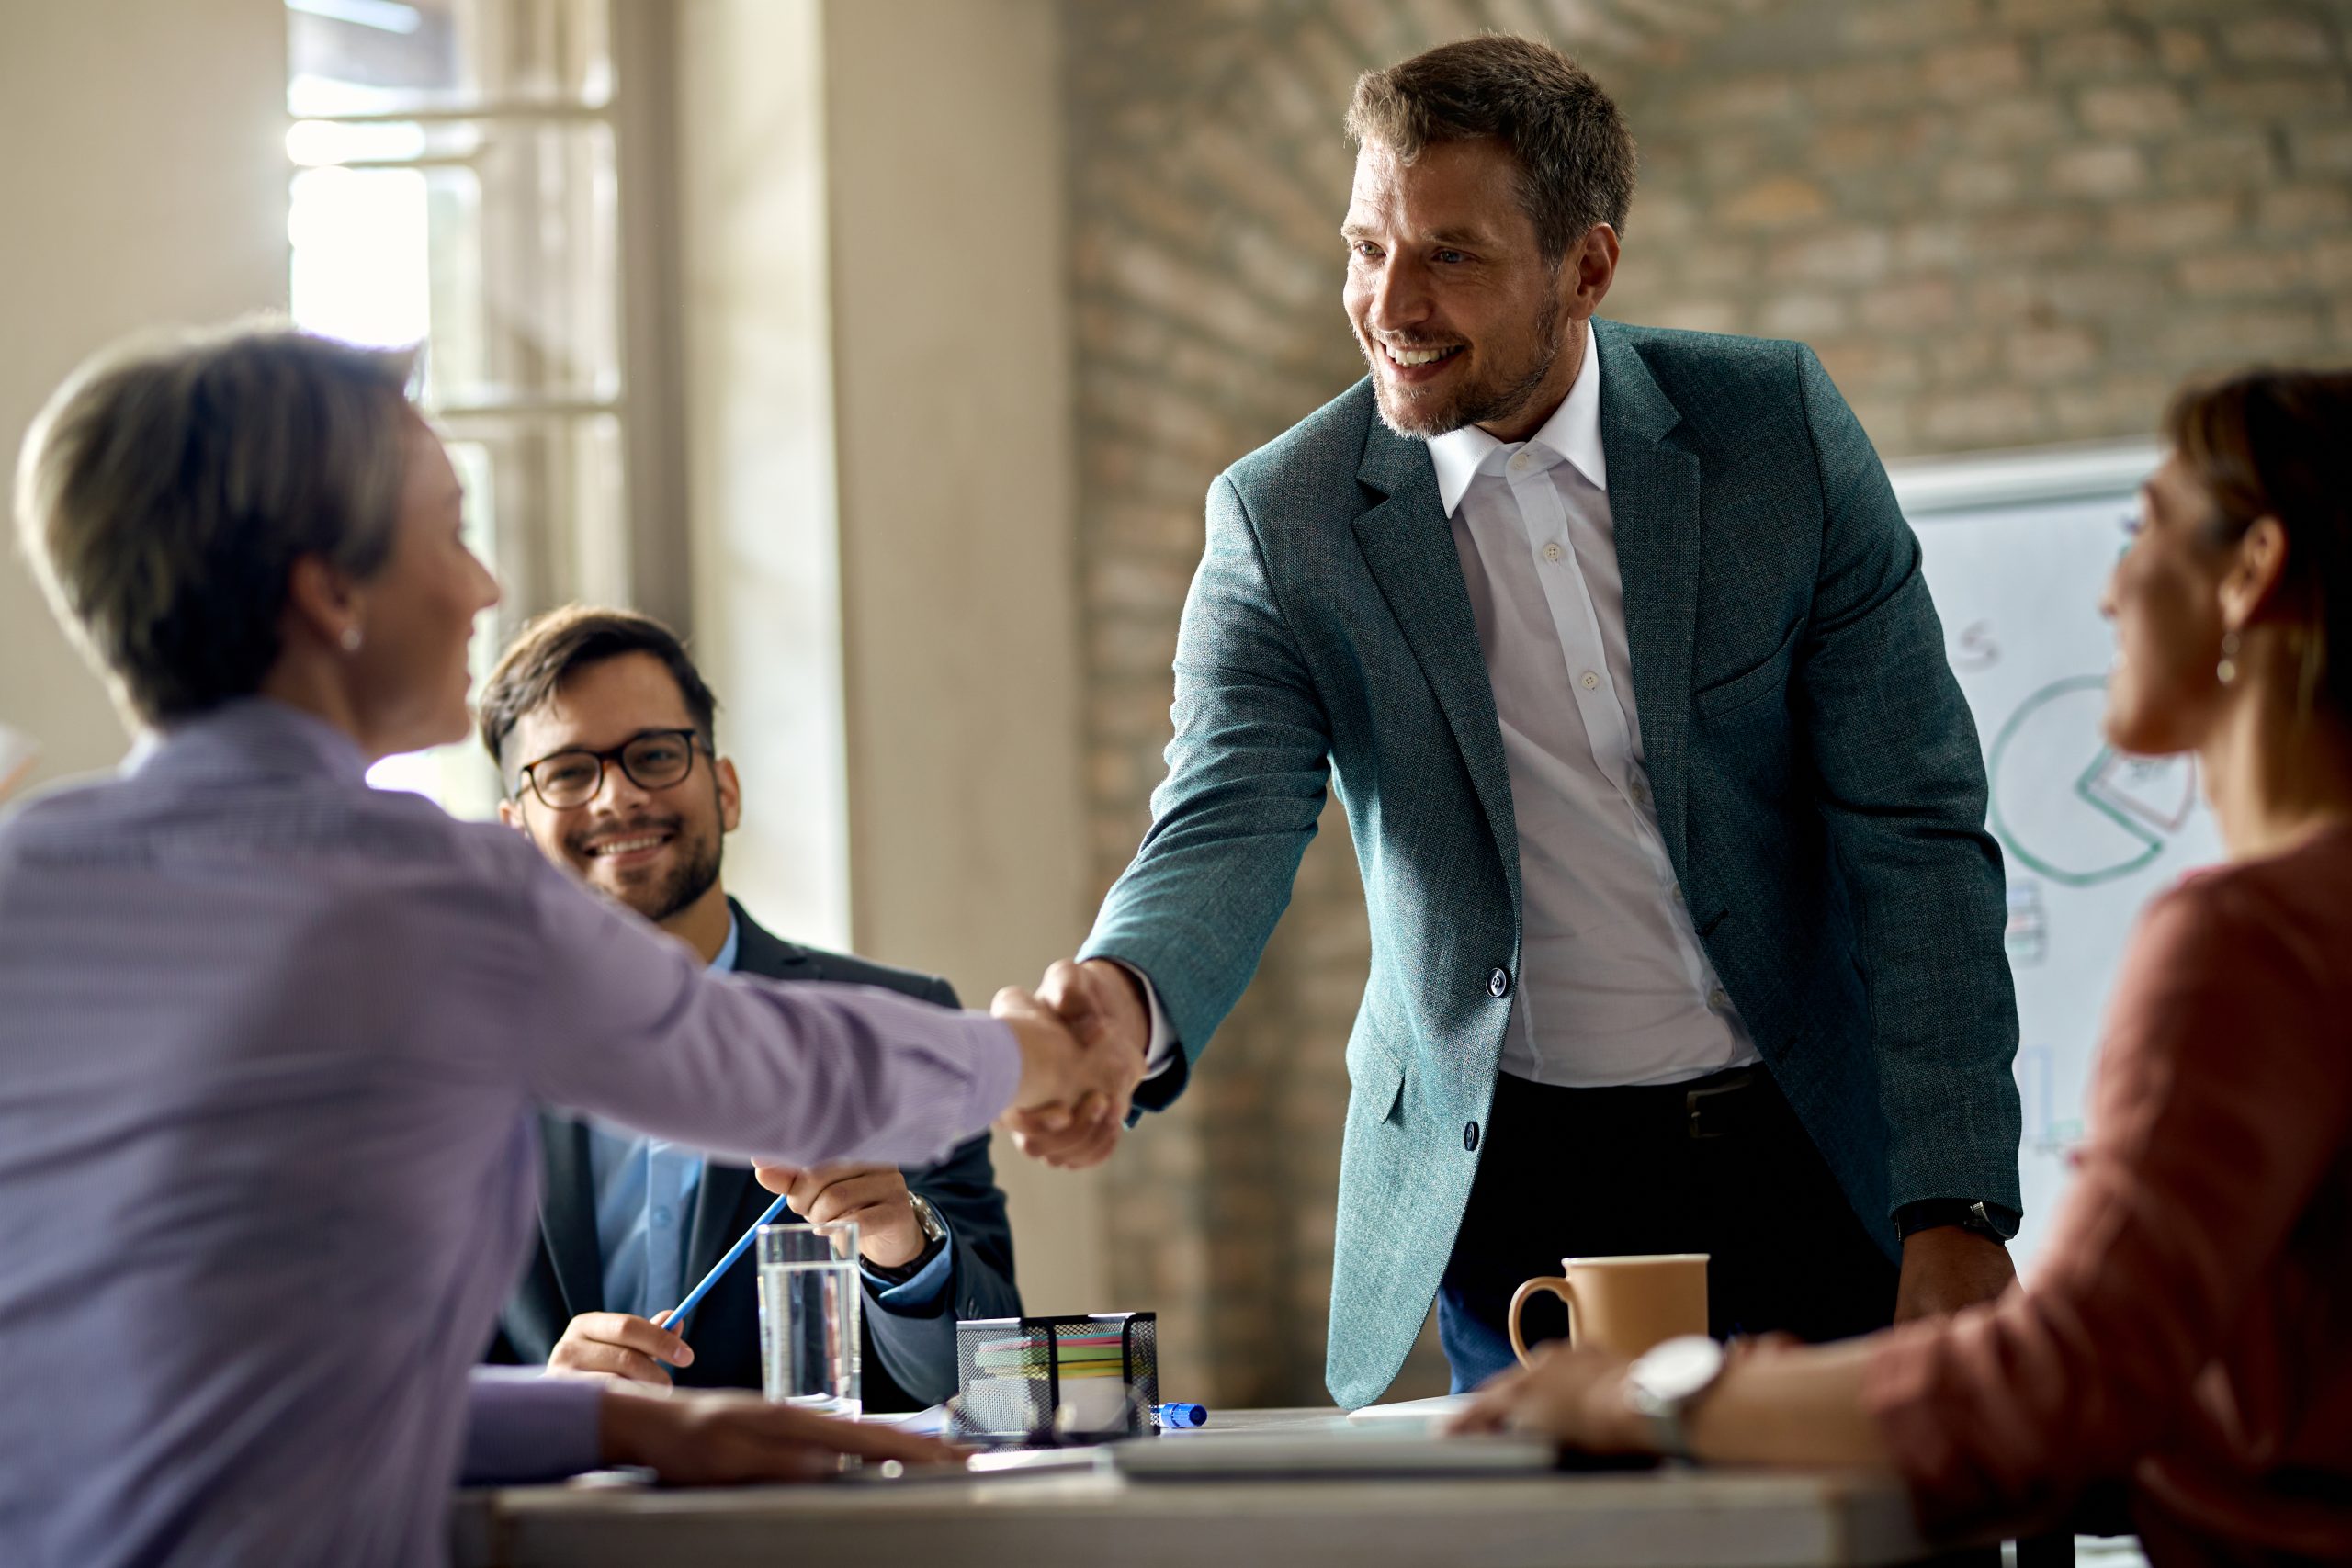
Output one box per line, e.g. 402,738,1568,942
0,322,1105,1566
19,328,421,730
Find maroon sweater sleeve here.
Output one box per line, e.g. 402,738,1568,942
1860,868,2352,1532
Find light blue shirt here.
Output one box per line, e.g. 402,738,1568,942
586,916,742,1318
587,913,956,1318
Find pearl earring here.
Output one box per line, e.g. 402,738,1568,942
2216,628,2241,685
341,625,365,654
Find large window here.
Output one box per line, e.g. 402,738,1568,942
285,0,667,814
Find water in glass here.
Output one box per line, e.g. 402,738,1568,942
757,1224,862,1417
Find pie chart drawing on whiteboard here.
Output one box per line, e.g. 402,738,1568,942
1988,675,2199,887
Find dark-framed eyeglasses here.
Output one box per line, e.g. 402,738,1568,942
514,728,705,810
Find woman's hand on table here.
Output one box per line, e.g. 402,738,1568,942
598,1387,965,1483
1446,1336,1800,1453
1444,1343,1647,1450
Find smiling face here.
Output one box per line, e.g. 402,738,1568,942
501,650,740,926
1342,138,1583,442
2100,456,2236,756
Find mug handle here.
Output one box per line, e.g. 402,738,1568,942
1507,1275,1577,1366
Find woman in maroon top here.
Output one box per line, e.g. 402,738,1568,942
1453,367,2352,1564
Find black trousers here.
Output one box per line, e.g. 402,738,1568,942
1437,1066,1900,1391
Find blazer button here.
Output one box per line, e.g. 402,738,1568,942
1487,967,1511,998
1464,1121,1481,1152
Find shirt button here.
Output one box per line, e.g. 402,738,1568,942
1510,451,1530,472
1488,967,1511,998
1708,987,1730,1010
652,1207,673,1227
1580,671,1600,690
1464,1121,1482,1152
1630,778,1649,803
1543,542,1563,562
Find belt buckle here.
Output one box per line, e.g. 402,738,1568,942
1685,1072,1752,1140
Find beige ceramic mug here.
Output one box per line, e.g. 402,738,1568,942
1507,1253,1710,1364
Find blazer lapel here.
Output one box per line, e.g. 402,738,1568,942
685,1159,759,1285
689,902,805,1281
1352,423,1521,919
725,900,824,984
1593,320,1701,877
537,1112,605,1318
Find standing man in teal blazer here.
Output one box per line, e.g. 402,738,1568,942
1016,35,2022,1407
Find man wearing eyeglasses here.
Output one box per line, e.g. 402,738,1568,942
476,606,1020,1409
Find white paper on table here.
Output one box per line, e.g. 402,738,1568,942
0,724,39,802
1344,1393,1476,1423
875,1402,952,1435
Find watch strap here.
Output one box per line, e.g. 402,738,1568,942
1894,1198,2020,1242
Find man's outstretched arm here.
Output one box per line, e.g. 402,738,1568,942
1010,473,1334,1168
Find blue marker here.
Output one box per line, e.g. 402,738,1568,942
665,1191,791,1339
1152,1403,1208,1429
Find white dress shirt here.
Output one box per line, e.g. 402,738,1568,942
1428,326,1758,1087
1135,323,1757,1089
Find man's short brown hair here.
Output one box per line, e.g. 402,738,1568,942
476,605,719,778
1345,35,1637,265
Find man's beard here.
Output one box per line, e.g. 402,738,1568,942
1364,288,1566,441
571,811,724,926
635,831,723,925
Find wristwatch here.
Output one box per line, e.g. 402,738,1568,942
1623,1335,1726,1461
1893,1199,2019,1243
866,1192,949,1285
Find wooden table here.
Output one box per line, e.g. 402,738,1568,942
451,1407,1937,1568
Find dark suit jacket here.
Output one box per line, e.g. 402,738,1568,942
490,898,1020,1410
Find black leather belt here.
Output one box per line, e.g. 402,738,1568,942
1683,1066,1766,1140
1494,1065,1776,1142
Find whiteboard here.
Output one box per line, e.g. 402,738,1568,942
1888,441,2219,1272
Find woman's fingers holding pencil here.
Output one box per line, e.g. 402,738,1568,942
547,1311,693,1385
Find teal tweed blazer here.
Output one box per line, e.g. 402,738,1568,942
1081,318,2021,1408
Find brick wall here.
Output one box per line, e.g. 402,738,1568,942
1062,0,2352,1406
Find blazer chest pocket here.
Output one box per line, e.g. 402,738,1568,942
1693,618,1803,721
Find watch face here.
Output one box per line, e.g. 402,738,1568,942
1631,1335,1724,1404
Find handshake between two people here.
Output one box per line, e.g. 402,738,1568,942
990,958,1152,1170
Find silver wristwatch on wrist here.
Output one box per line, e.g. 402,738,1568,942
1622,1335,1727,1461
867,1193,949,1286
908,1192,948,1251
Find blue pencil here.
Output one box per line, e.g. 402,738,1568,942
666,1191,792,1339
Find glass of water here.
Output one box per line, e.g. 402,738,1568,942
756,1222,862,1417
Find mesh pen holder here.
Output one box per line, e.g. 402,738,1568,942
952,1313,1159,1445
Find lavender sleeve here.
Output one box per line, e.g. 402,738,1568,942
460,1370,604,1484
514,847,1023,1168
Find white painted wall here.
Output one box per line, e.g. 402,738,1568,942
674,0,854,953
0,0,289,793
677,0,1104,1314
825,0,1102,1316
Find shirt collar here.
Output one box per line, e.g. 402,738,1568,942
1425,321,1607,518
708,910,741,974
125,696,372,789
